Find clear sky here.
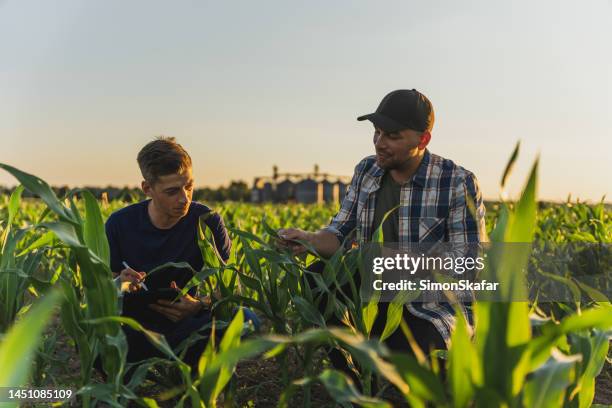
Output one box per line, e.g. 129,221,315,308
1,0,610,202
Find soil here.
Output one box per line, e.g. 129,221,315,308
593,350,612,406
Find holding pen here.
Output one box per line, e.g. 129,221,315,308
113,261,148,293
122,261,149,291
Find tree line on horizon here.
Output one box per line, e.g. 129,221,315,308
0,182,609,208
0,180,252,202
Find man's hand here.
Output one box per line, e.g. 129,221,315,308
118,267,146,293
277,228,312,255
277,229,342,258
148,281,203,323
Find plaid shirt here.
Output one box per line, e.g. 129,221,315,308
323,149,487,345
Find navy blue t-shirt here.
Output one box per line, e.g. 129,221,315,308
105,200,230,331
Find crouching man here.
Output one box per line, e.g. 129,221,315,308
104,136,258,374
278,89,487,370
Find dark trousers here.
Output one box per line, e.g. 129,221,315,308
124,310,216,369
93,308,259,382
123,307,260,366
92,311,215,382
306,260,446,386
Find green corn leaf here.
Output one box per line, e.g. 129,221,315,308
327,328,409,395
219,308,244,353
84,316,179,363
58,279,93,383
229,227,268,247
379,302,403,342
40,221,84,249
389,353,447,406
489,203,510,242
67,193,84,228
508,302,532,395
198,214,223,269
448,310,477,407
293,295,326,327
556,305,612,334
522,349,580,408
573,279,610,303
137,397,161,408
7,185,24,228
572,330,611,408
145,261,198,284
82,190,110,266
291,369,392,408
75,384,124,408
17,230,56,257
1,228,27,270
506,157,539,243
362,299,378,336
0,164,75,224
198,311,250,403
0,289,62,388
197,322,217,377
379,290,418,342
214,309,244,397
372,205,399,243
528,305,612,369
500,140,520,189
260,216,280,240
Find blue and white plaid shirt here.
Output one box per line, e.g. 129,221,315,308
323,149,487,345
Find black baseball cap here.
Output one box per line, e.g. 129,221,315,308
357,89,434,133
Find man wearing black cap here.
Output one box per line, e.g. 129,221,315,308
278,89,487,355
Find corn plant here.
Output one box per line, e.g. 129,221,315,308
0,289,62,400
0,164,129,407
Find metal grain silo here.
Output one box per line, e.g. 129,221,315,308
296,178,319,204
276,178,295,202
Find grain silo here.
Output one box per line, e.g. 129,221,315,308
321,179,339,203
276,178,295,202
251,167,349,204
261,181,274,202
296,178,320,204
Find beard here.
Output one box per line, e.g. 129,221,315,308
376,147,422,171
376,152,404,170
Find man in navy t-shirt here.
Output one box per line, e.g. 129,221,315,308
104,136,237,367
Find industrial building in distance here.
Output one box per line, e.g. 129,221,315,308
251,165,351,204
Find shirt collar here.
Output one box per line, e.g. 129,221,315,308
365,149,431,192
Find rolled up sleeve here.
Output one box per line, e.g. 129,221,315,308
322,158,372,246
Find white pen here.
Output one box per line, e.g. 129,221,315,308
122,261,149,291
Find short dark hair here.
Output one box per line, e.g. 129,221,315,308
137,136,192,184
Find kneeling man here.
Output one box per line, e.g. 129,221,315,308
105,136,256,371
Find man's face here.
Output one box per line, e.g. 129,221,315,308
373,126,429,169
143,168,194,218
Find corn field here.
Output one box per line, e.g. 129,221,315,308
0,149,611,407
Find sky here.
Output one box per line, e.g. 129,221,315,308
1,0,610,202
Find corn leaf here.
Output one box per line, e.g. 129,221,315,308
449,310,477,407
500,141,520,189
82,190,110,267
0,290,62,388
0,163,75,224
294,369,391,408
522,350,579,408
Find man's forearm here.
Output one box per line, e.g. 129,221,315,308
307,230,342,258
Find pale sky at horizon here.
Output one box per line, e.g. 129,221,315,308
1,0,610,202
